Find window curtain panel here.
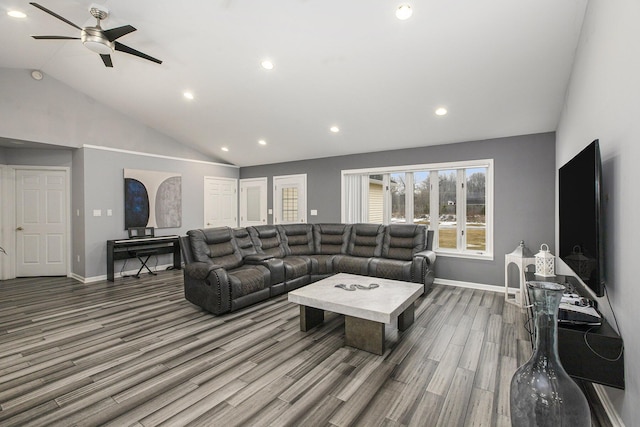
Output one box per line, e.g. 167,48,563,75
342,173,369,223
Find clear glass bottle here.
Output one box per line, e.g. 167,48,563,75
510,281,591,426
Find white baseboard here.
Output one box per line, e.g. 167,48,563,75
434,277,515,295
69,272,84,283
74,263,176,284
593,384,625,426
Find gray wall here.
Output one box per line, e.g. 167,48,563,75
0,145,238,280
241,132,556,287
71,149,86,278
1,147,72,167
80,147,238,279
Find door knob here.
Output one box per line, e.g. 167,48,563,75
16,226,23,231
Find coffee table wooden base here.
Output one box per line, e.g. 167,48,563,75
299,302,416,355
345,315,385,355
300,306,324,332
398,302,415,332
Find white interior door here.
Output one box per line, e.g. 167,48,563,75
16,169,68,277
273,174,307,224
240,177,267,226
204,177,237,228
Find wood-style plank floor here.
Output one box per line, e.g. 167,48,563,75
0,271,597,426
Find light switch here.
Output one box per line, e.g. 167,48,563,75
93,209,102,217
310,209,318,216
268,208,273,215
107,209,113,216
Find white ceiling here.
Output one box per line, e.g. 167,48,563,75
0,0,588,167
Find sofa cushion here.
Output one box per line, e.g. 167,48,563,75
369,258,413,282
249,225,287,258
333,255,370,275
347,224,384,257
233,227,258,258
313,223,351,255
283,256,312,279
308,254,335,275
278,224,314,255
228,265,269,298
187,228,243,270
382,224,427,261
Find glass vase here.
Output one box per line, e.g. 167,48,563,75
510,281,591,426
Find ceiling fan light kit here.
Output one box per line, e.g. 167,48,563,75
29,2,162,67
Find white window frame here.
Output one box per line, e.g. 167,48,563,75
341,159,494,260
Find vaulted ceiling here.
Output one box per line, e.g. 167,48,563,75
0,0,588,166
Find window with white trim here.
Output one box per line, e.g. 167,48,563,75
341,159,493,260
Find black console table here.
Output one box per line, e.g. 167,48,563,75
524,273,625,389
107,235,181,282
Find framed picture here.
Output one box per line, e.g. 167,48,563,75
124,168,182,229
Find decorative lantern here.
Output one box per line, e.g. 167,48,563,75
504,240,536,307
535,243,555,277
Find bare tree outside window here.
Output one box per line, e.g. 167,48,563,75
413,171,430,226
466,168,486,251
390,173,406,223
438,170,457,249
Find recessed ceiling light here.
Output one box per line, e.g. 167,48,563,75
221,147,229,152
261,60,274,70
258,139,267,146
330,126,340,133
183,92,194,100
396,4,413,20
31,70,43,81
8,10,27,18
435,107,448,116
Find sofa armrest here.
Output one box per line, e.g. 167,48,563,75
412,250,436,292
243,254,284,284
244,253,275,263
414,250,436,265
183,262,232,314
185,261,225,280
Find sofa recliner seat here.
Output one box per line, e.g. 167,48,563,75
181,223,436,315
249,225,313,292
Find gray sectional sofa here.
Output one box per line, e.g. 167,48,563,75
180,223,436,315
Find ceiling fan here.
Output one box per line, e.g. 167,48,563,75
29,2,162,67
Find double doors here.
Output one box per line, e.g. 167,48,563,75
239,174,306,226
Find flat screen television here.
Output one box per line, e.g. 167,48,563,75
559,139,605,297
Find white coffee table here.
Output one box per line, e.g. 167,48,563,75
288,273,424,355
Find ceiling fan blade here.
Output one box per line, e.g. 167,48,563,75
103,25,137,42
114,42,162,64
100,54,113,68
29,2,82,30
32,35,80,40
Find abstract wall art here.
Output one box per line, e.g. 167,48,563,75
124,169,182,229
